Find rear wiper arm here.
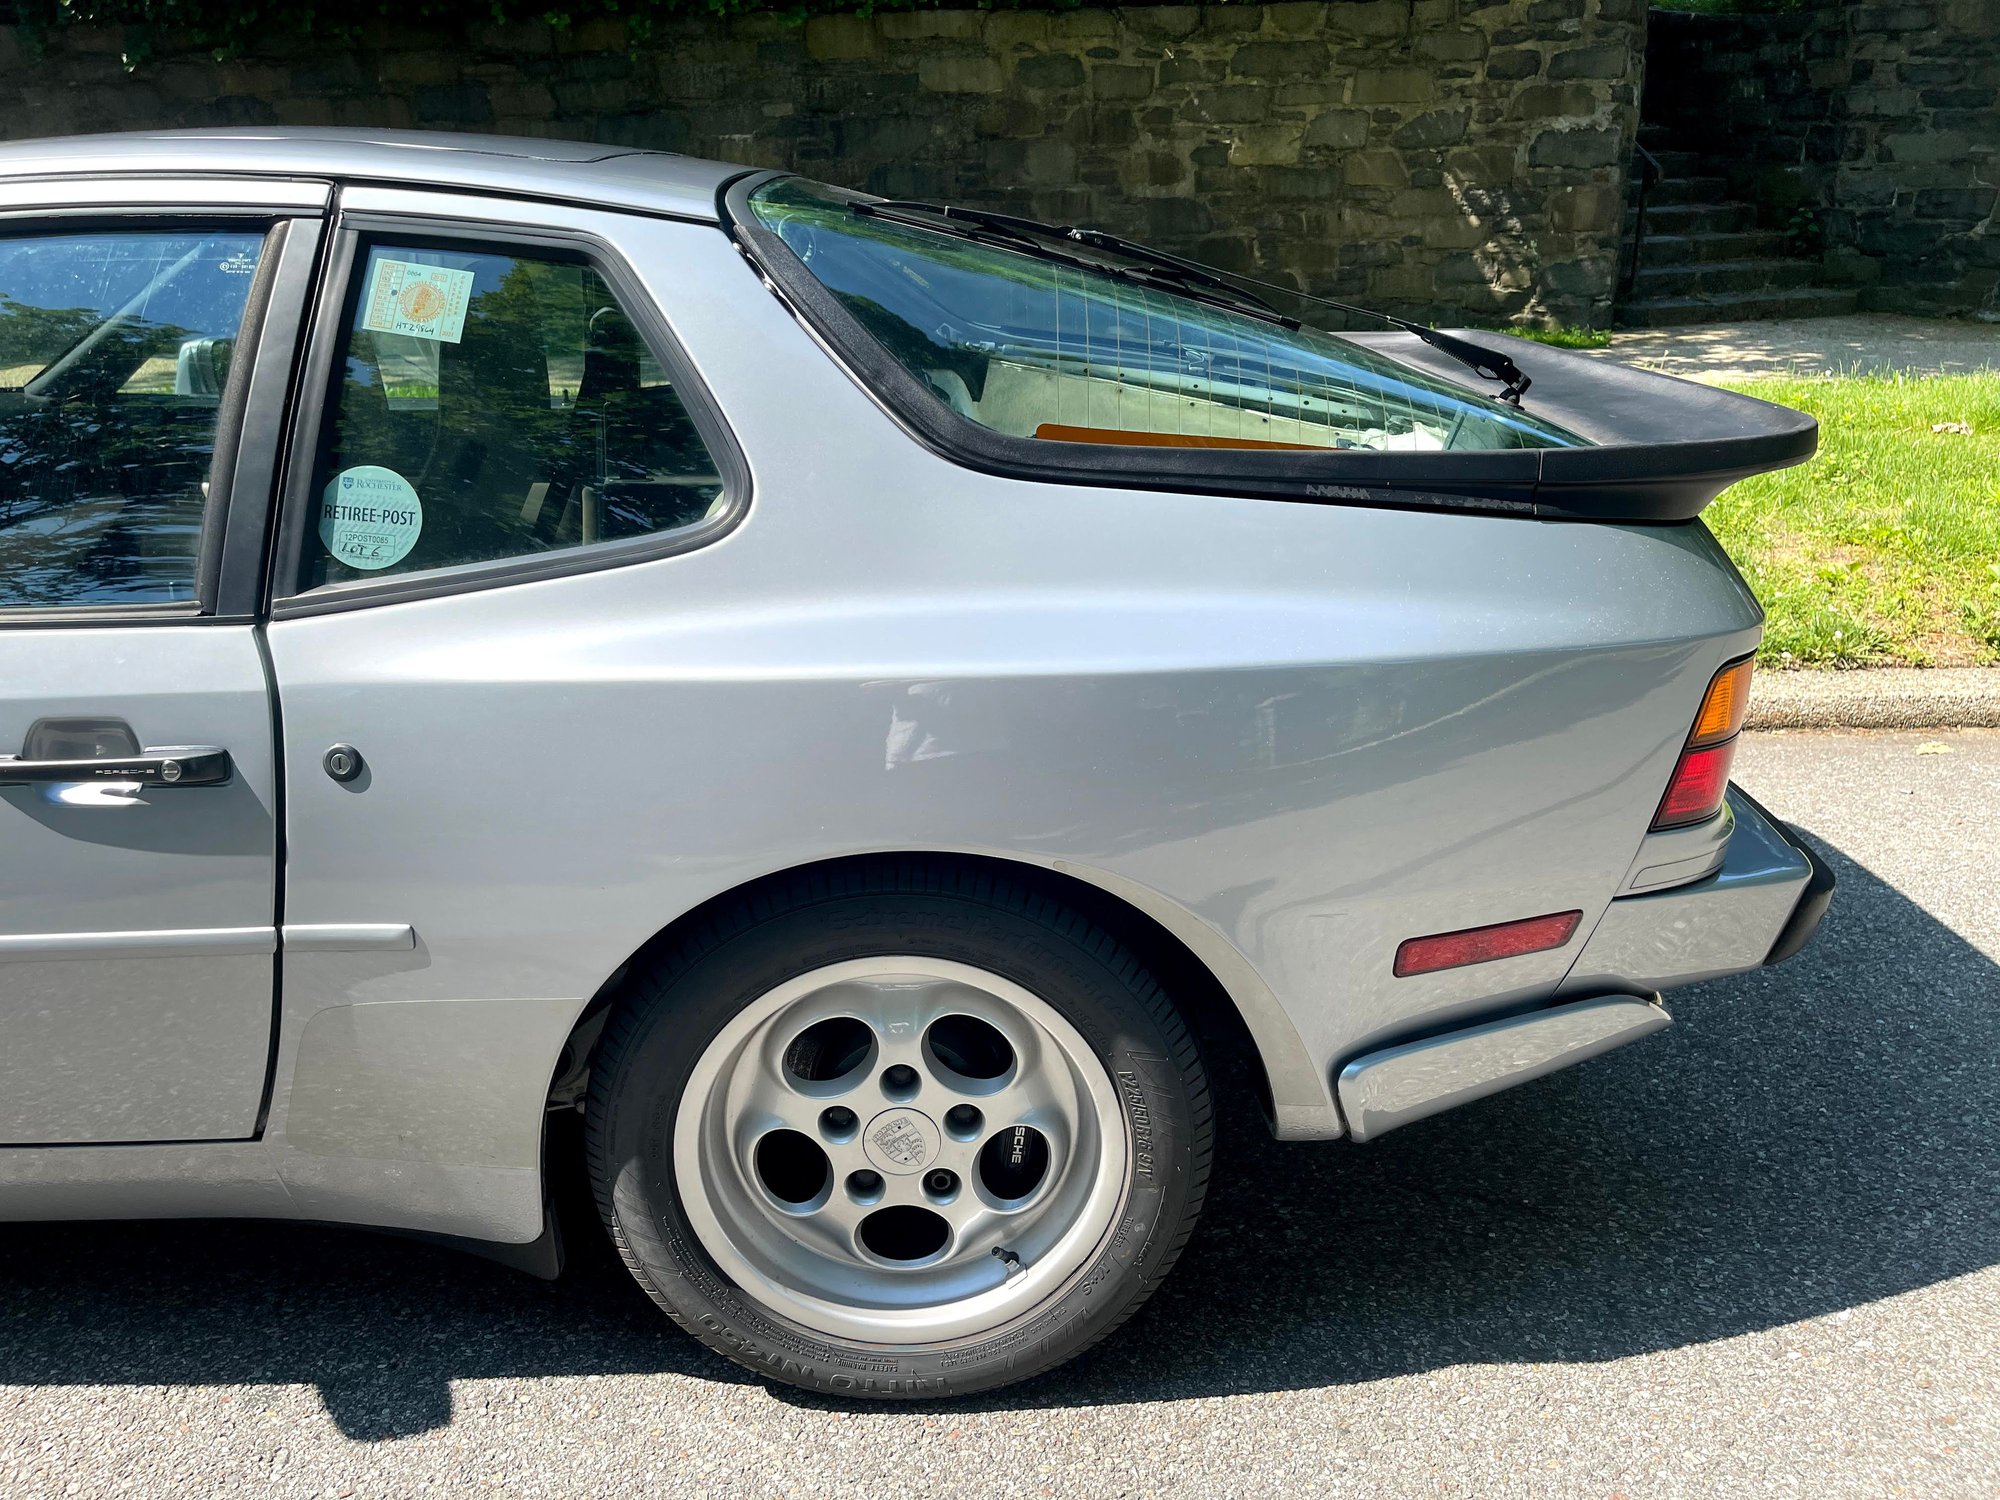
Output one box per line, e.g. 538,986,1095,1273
854,197,1534,406
1324,310,1533,406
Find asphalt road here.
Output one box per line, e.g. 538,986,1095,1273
2,730,1996,1499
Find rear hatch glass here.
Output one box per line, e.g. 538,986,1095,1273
746,177,1586,457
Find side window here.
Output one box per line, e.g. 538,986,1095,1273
0,228,266,610
297,239,725,591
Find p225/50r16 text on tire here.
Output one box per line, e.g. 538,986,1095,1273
584,865,1213,1397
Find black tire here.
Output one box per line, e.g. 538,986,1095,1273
583,861,1212,1398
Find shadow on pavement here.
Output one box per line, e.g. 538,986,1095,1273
1,830,1994,1438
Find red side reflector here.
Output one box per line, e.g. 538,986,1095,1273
1651,737,1738,830
1393,910,1583,978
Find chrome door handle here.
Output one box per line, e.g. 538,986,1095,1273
0,746,231,786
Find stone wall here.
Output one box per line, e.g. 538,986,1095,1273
0,2,1646,326
1645,4,1999,317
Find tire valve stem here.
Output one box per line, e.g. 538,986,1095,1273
992,1246,1024,1279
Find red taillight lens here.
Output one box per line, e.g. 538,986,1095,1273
1653,737,1738,829
1650,655,1754,831
1393,910,1583,978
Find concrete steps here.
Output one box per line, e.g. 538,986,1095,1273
1637,147,1703,179
1645,174,1731,207
1630,257,1821,298
1627,200,1759,235
1616,285,1861,328
1616,137,1856,328
1631,230,1788,265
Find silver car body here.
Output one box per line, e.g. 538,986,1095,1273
0,131,1820,1256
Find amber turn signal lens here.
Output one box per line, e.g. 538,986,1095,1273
1690,656,1754,748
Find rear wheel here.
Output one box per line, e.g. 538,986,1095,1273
584,866,1211,1397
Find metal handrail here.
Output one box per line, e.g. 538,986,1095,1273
1620,141,1663,299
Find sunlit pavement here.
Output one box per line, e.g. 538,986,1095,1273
1590,312,2000,381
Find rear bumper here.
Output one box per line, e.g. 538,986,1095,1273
1557,784,1832,997
1754,798,1835,967
1333,786,1833,1142
1337,992,1670,1142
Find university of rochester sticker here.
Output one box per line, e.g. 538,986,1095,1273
321,465,424,570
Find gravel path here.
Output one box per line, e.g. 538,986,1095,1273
2,730,1996,1499
1594,312,2000,381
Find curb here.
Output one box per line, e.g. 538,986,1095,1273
1746,667,2000,731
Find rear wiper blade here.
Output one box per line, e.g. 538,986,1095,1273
857,199,1051,256
870,202,1294,318
1065,218,1534,404
853,200,1300,331
854,197,1533,406
1054,223,1534,404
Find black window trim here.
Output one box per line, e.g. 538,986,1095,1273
0,207,320,628
267,208,750,619
213,215,328,619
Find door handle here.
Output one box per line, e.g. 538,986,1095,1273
0,746,231,787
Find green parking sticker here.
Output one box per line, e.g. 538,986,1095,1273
321,466,424,571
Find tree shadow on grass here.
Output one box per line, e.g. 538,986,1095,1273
0,831,1992,1438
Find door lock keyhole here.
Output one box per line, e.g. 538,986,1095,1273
323,744,363,783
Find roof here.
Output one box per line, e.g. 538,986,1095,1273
0,128,745,220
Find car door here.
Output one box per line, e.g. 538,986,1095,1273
0,178,324,1144
253,190,746,1224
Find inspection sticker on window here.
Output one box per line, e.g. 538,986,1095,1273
358,259,474,344
321,466,424,571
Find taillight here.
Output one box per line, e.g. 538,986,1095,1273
1653,740,1736,827
1651,655,1753,830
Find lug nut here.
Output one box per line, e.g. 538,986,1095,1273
925,1169,958,1197
819,1106,858,1139
882,1064,919,1097
847,1170,883,1201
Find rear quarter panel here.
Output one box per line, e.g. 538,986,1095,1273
264,212,1760,1239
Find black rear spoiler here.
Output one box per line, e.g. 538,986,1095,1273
1340,330,1818,521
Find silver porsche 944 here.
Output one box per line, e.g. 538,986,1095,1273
0,129,1832,1397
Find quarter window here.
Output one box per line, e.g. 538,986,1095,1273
296,239,726,592
0,228,266,610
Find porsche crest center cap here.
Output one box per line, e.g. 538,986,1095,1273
862,1108,941,1176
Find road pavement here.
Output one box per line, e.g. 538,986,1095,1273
2,729,1996,1499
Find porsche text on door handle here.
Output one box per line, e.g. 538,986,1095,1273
0,747,232,787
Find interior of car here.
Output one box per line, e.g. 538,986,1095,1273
0,229,264,609
306,246,726,589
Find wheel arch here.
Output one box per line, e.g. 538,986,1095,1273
544,850,1341,1145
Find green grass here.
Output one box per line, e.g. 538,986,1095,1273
1704,372,2000,667
1485,325,1612,350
